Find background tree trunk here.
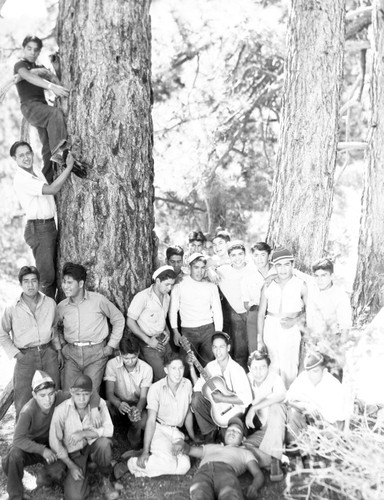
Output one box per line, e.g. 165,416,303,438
352,0,384,321
267,0,345,271
56,0,154,312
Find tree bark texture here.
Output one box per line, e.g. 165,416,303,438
267,0,345,272
352,0,384,321
57,0,154,312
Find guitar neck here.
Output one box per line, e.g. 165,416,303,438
180,338,209,381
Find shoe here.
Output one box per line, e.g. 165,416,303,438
270,458,284,482
101,476,120,500
71,159,89,178
113,461,129,480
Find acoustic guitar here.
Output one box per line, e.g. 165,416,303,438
180,336,244,427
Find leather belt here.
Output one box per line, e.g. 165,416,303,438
19,341,51,352
27,218,55,224
72,340,104,347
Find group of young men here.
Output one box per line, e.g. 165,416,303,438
2,33,353,500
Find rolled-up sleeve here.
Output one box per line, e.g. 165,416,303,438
169,285,181,329
100,297,124,348
49,406,69,461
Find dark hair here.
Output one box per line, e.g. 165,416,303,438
247,350,271,368
10,141,32,158
227,240,246,255
18,265,40,284
251,242,272,255
164,351,185,367
212,229,231,243
166,245,184,260
33,381,55,393
312,258,334,274
188,230,206,243
211,331,231,345
22,35,43,50
155,269,177,282
120,336,140,355
62,262,87,282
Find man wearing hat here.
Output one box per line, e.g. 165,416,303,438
173,415,264,499
257,246,308,388
285,352,346,443
2,370,100,500
127,265,176,381
0,265,62,419
169,253,223,366
216,240,251,370
49,374,118,500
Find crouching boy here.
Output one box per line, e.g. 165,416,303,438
174,416,264,500
49,375,118,500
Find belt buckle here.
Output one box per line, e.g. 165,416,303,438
36,344,42,351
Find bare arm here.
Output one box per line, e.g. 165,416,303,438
136,386,149,413
247,459,264,498
137,409,157,468
42,153,74,195
184,408,196,441
257,286,268,347
17,67,69,98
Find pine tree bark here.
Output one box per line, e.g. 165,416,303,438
267,0,345,271
56,0,154,311
352,0,384,321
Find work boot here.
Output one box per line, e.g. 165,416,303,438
101,476,120,500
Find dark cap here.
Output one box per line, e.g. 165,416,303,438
71,374,93,392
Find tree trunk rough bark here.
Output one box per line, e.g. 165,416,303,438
352,0,384,321
267,0,345,272
56,0,154,312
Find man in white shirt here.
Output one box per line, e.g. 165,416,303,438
11,140,74,298
169,253,223,366
190,332,252,443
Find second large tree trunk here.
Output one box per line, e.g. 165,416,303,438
56,0,154,311
267,0,345,271
353,0,384,321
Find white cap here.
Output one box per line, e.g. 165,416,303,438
188,252,207,265
32,370,54,391
152,265,174,281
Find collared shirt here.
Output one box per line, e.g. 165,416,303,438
13,167,55,220
307,284,352,334
49,397,113,460
286,370,346,424
147,377,192,428
57,290,124,348
193,356,252,410
169,276,223,330
127,285,169,337
247,371,286,426
0,292,60,359
104,356,153,402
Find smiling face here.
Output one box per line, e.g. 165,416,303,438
33,386,56,413
224,424,244,446
314,269,333,291
190,259,206,281
229,248,246,269
212,337,230,363
274,259,294,281
165,359,185,384
62,275,84,300
22,41,41,63
21,273,39,299
13,144,34,171
212,237,228,257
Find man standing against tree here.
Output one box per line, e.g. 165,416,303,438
0,266,62,419
11,141,74,299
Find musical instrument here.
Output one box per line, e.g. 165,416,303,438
180,336,243,427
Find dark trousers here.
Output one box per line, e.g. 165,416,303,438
181,323,215,367
246,305,258,353
14,345,60,419
24,219,57,299
108,402,147,449
137,337,172,382
191,392,216,435
190,462,244,500
61,438,113,500
21,100,67,182
2,447,65,500
222,296,248,370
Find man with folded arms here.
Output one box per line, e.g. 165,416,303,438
0,266,61,419
169,253,223,366
49,374,118,500
58,262,124,392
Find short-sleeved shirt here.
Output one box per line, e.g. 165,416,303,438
14,59,47,104
199,443,256,475
217,264,250,313
13,167,55,220
127,285,169,337
104,356,153,402
308,284,352,334
146,377,192,427
247,371,286,426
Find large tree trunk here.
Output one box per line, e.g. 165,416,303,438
267,0,345,271
352,0,384,321
56,0,154,311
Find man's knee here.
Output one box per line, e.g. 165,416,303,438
191,392,204,411
190,481,210,500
